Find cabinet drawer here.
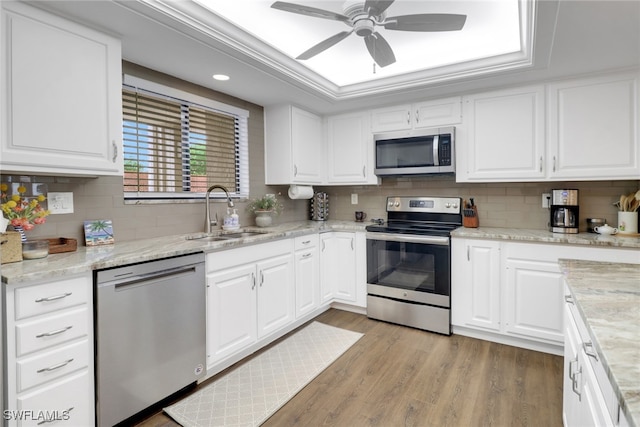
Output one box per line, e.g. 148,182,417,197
14,276,88,320
16,370,92,427
294,234,318,251
16,306,88,357
17,339,89,392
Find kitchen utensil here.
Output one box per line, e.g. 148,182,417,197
594,224,618,235
586,218,606,233
463,197,479,228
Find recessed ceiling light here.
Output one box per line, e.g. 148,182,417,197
212,74,230,81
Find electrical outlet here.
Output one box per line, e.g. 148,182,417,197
351,193,358,205
48,192,74,214
542,193,551,209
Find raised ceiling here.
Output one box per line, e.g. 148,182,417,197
200,0,525,87
26,0,640,114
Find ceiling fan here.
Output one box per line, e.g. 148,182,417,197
271,0,467,68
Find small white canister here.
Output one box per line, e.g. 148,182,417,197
617,211,638,234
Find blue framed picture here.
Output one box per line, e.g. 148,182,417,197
84,219,114,246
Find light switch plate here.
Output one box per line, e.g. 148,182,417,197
48,192,74,214
542,193,551,209
351,193,358,204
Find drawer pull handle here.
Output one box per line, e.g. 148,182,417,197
302,252,312,258
37,407,74,425
35,292,72,303
583,342,598,361
37,358,74,373
564,295,574,304
302,240,311,244
36,326,73,338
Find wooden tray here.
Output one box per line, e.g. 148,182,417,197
46,237,78,254
616,233,640,237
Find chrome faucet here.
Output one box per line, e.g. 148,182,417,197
205,185,234,233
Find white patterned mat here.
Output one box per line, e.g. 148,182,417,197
164,321,363,427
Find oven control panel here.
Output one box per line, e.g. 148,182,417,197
386,196,461,213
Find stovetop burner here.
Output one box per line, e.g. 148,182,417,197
366,196,463,236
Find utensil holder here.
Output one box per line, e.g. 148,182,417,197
463,206,479,228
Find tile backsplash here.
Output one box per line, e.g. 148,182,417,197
317,176,639,231
4,173,636,245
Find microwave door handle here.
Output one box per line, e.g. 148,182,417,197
433,135,440,166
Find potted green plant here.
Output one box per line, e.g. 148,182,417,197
247,193,283,227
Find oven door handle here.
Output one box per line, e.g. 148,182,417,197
366,232,450,246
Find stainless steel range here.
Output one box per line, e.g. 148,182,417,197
365,196,462,335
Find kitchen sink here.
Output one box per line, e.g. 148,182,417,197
185,230,269,242
220,231,268,238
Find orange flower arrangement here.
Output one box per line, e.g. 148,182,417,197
0,184,50,231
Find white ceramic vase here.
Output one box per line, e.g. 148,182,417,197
254,210,273,227
617,211,638,234
0,215,8,233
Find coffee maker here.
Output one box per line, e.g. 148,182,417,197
549,189,579,234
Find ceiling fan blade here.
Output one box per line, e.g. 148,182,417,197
271,1,350,23
296,30,353,60
364,32,396,67
383,13,467,32
364,0,395,17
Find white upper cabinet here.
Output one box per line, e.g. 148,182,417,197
370,97,462,133
0,2,123,176
457,71,640,182
547,72,640,180
326,111,379,185
265,104,325,185
458,85,546,182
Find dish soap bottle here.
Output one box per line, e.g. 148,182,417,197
231,208,239,228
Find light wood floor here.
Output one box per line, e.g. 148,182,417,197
136,309,563,427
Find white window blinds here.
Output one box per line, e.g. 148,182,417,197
122,77,249,201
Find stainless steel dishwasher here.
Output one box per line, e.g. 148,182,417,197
95,253,206,427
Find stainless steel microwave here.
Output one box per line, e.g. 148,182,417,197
374,126,455,176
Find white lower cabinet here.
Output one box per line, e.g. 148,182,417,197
452,238,639,354
451,239,501,332
256,254,295,338
563,287,619,427
206,239,294,369
294,234,320,318
3,274,94,427
320,232,358,304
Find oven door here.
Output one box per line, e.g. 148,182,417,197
366,232,450,308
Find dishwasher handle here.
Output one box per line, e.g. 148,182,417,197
100,264,200,289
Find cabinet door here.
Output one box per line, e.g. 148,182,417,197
414,97,462,128
370,104,412,132
547,72,640,180
291,106,325,184
321,232,357,303
326,112,377,184
563,303,583,427
504,258,564,343
206,264,257,367
461,86,545,181
295,246,319,318
451,239,501,331
1,2,122,176
257,253,294,338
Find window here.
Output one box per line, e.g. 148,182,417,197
122,76,249,202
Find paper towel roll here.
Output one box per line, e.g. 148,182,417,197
288,185,314,200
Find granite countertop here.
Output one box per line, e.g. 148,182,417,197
452,227,640,249
1,220,367,285
559,259,640,427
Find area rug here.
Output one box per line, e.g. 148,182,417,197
164,321,363,427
